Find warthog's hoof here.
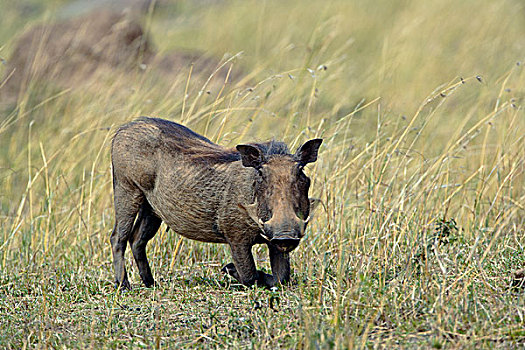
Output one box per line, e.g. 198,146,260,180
114,280,132,291
221,263,240,281
222,263,277,289
512,268,525,291
146,280,160,289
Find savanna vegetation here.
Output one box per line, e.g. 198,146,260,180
0,0,524,348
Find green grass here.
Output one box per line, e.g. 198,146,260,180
1,0,524,348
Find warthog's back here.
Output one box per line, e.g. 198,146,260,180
112,117,236,161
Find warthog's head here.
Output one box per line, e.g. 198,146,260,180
237,139,322,253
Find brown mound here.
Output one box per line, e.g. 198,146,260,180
1,10,153,99
0,10,243,103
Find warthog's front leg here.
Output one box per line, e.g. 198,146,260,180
267,243,291,285
222,244,289,288
222,244,274,287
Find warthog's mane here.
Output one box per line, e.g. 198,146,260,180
131,117,291,164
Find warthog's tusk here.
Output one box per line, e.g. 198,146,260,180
260,233,271,241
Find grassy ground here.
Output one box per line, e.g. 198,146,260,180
1,0,524,348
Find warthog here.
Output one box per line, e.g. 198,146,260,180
110,117,322,289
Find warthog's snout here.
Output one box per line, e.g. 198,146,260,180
270,235,301,253
263,220,304,252
242,199,307,253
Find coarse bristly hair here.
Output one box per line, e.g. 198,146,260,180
125,117,292,165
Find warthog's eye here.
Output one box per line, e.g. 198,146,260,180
253,168,266,189
259,204,271,222
295,167,310,188
292,165,311,219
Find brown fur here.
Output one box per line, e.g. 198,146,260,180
110,117,322,289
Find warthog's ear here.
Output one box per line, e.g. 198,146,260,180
294,139,323,166
236,144,264,169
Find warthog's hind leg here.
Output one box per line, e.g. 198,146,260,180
111,184,143,290
129,201,162,288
